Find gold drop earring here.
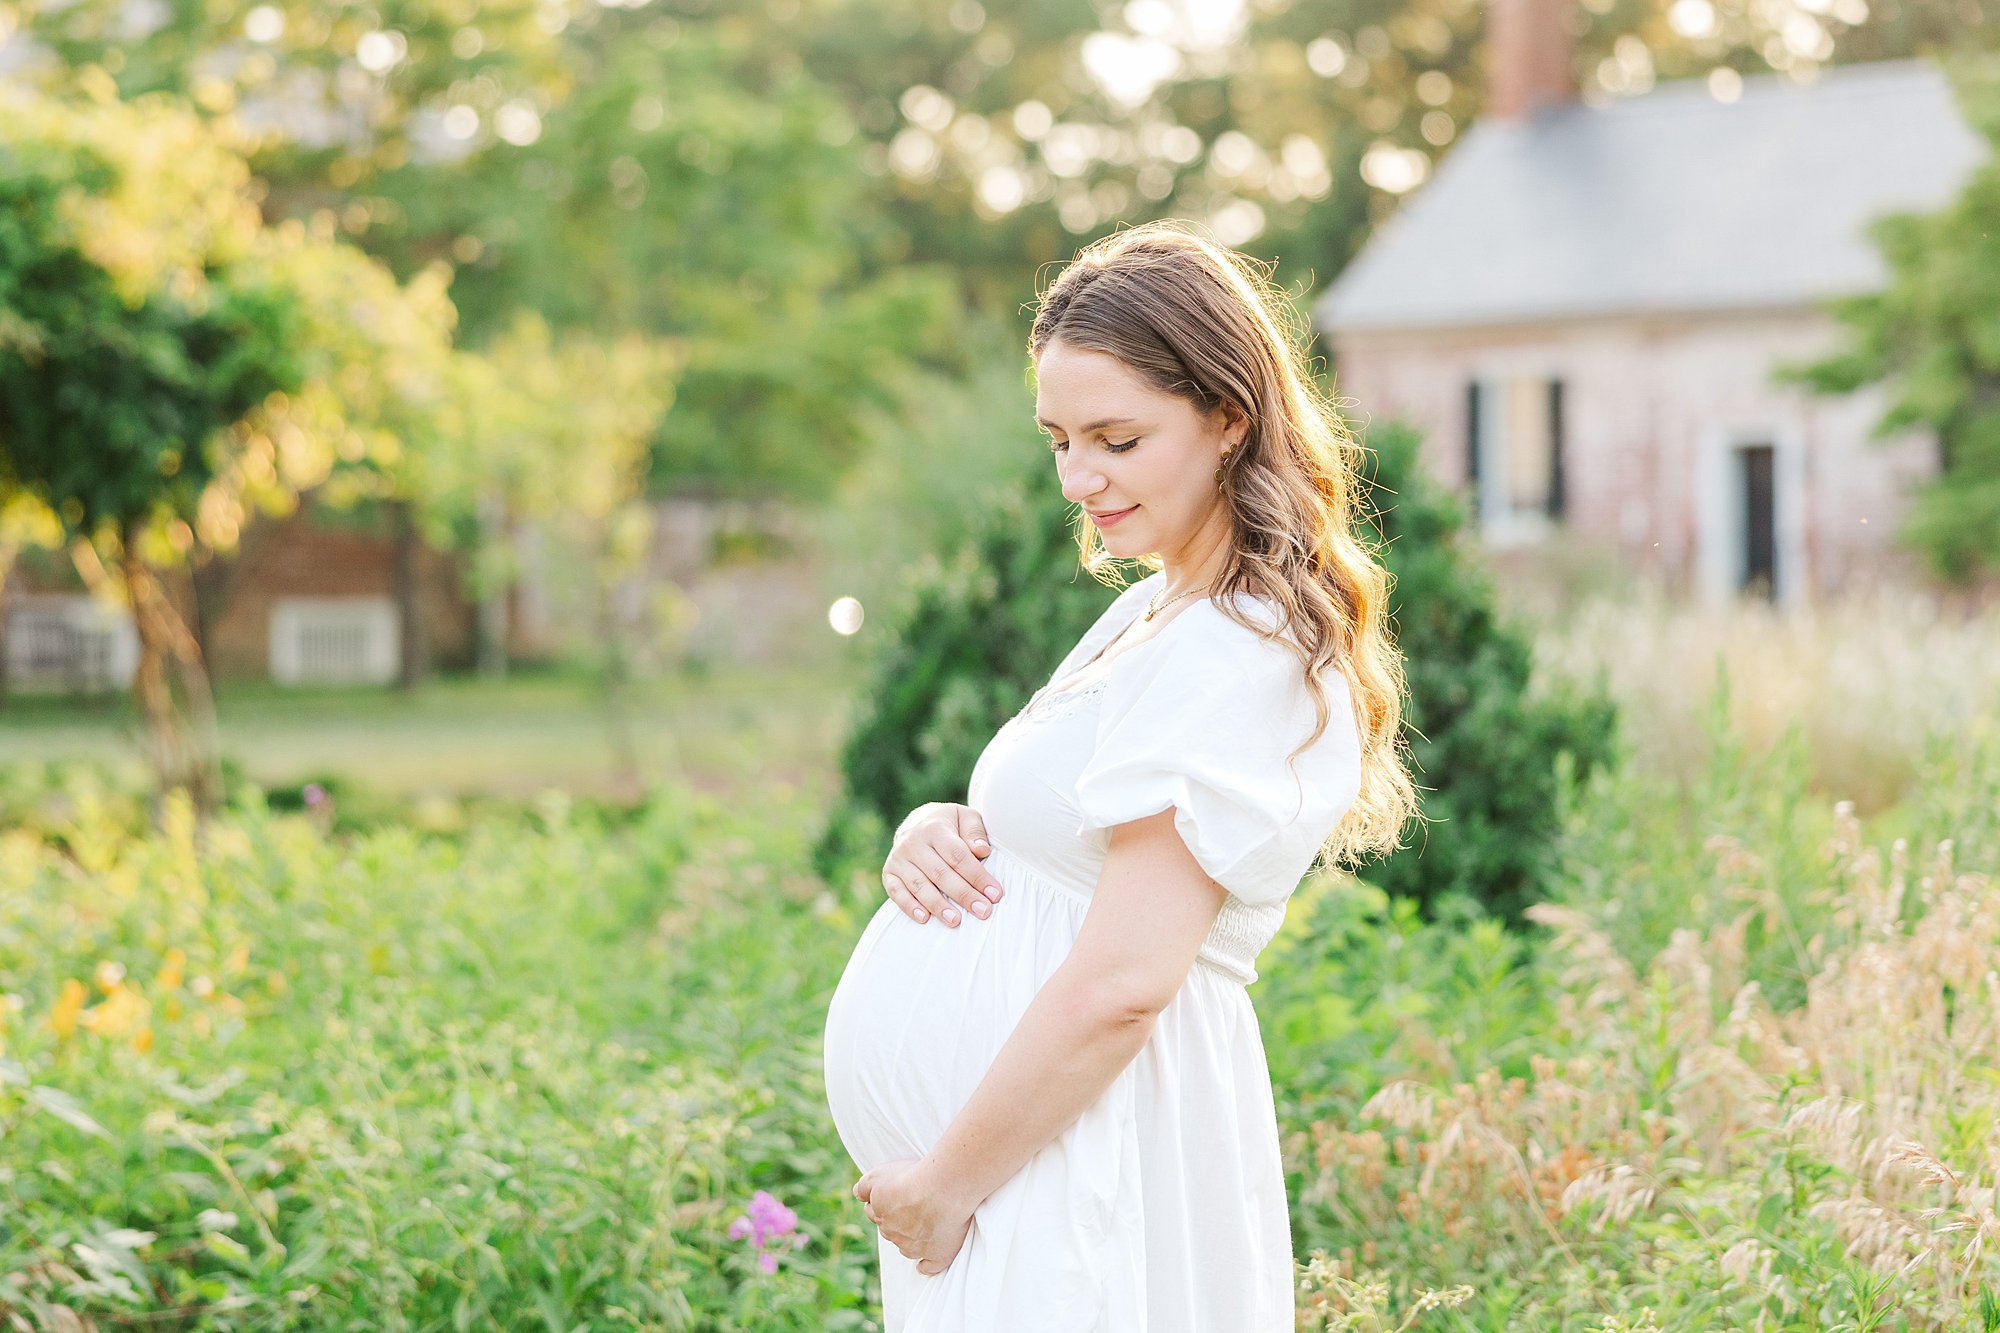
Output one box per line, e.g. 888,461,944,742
1214,448,1233,493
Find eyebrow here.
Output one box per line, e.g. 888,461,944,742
1033,414,1140,435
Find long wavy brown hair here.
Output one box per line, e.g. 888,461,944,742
1028,218,1421,868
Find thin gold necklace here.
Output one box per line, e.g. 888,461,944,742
1145,583,1205,621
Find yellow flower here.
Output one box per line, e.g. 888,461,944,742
50,978,88,1039
80,984,149,1039
154,948,186,993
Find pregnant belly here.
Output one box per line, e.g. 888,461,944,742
822,845,1091,1174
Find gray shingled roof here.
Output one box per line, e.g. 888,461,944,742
1313,59,1987,333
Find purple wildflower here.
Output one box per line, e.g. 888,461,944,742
727,1189,801,1274
303,783,328,810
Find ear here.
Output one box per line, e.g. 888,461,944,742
1220,400,1251,450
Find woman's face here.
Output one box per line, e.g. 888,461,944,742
1032,337,1246,563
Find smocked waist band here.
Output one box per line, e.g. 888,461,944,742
982,842,1266,988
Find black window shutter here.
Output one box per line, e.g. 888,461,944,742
1464,379,1482,493
1547,378,1566,520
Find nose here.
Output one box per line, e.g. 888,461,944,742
1058,456,1105,507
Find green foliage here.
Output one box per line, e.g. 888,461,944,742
0,78,484,560
15,0,1946,517
12,0,1963,526
378,20,976,502
1355,420,1620,919
0,91,303,535
1258,879,1550,1108
823,415,1617,920
810,312,1050,609
818,444,1126,882
7,706,1998,1328
0,775,882,1329
1548,671,1843,1005
1785,57,2000,583
1281,716,2000,1330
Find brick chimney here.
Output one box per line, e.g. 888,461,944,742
1487,0,1577,118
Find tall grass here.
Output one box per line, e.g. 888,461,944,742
1283,690,2000,1331
3,619,1997,1330
0,769,878,1330
1529,581,2000,814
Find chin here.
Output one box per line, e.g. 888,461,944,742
1096,527,1138,550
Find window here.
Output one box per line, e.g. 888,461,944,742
269,597,399,685
1466,376,1565,544
2,595,133,692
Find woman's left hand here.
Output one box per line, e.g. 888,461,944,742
853,1156,976,1277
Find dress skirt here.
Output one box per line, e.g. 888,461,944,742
822,841,1296,1333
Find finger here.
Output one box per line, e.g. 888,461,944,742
853,1176,870,1201
893,860,956,926
946,841,1004,909
881,873,930,925
903,848,965,927
957,807,993,861
910,849,985,927
863,1201,882,1225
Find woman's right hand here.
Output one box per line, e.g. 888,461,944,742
883,802,1005,928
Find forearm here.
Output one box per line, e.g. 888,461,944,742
922,966,1155,1214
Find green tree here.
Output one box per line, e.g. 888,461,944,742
10,3,980,504
391,21,971,501
0,79,469,808
16,0,1959,501
1787,58,2000,583
0,78,304,811
432,312,680,781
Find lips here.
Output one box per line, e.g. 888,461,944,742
1089,505,1137,527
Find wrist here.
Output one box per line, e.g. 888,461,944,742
917,1148,988,1217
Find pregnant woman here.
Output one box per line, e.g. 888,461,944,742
822,219,1420,1331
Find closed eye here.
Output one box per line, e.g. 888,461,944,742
1048,437,1141,455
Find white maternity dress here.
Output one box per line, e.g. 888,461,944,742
821,571,1364,1333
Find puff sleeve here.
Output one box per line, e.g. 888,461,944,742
1072,604,1364,907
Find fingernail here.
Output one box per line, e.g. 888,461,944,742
972,901,989,919
943,908,959,926
914,909,928,923
986,885,1003,901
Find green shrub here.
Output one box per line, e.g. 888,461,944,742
816,448,1125,883
825,416,1619,919
1352,420,1619,918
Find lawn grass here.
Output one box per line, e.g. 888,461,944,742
0,661,865,803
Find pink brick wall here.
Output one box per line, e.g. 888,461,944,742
1329,309,1937,601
